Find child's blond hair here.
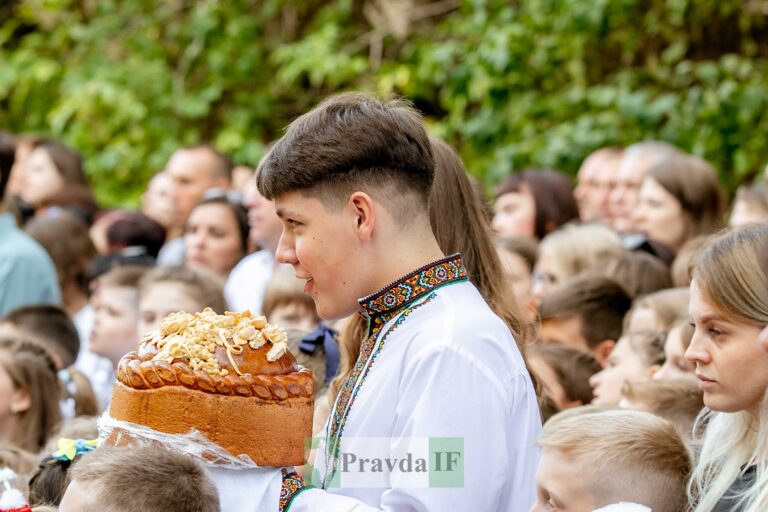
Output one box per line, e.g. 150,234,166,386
539,408,692,512
69,444,220,512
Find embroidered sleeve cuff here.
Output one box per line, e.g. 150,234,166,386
279,472,312,512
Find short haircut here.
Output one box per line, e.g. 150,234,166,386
1,305,80,368
184,143,233,182
0,130,14,198
622,379,704,440
587,250,671,299
98,265,146,289
495,169,580,239
529,342,602,406
69,444,220,512
539,276,632,348
540,408,692,512
495,235,538,272
138,266,228,314
262,266,317,321
256,93,434,225
538,223,625,280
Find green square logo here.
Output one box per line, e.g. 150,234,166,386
429,437,464,488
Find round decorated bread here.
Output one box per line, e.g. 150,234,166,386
108,308,314,466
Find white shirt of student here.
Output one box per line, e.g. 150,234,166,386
285,255,541,512
224,250,276,314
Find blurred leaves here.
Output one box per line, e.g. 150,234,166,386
1,0,767,205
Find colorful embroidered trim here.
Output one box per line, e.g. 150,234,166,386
359,254,466,317
323,293,437,488
279,472,312,512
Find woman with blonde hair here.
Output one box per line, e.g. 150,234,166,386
686,223,768,512
0,334,61,453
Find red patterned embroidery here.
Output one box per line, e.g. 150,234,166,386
279,472,312,512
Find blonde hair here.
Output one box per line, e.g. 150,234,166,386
138,266,227,313
622,379,704,441
626,287,690,333
0,335,61,452
688,223,768,512
540,408,692,512
71,444,220,512
538,223,625,281
624,330,666,367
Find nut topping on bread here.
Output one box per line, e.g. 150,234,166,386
138,308,290,377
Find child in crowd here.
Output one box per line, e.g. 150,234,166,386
654,319,696,381
528,342,603,413
0,306,98,417
0,305,79,368
495,235,537,319
531,408,692,512
262,266,321,333
620,379,703,442
25,210,97,336
585,251,671,299
29,438,97,507
589,331,665,405
538,276,632,366
624,287,689,334
0,335,61,453
58,445,221,512
137,266,227,335
90,266,145,368
532,223,625,303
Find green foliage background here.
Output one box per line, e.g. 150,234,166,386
1,0,767,206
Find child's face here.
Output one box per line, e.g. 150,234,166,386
654,324,696,381
589,337,648,405
91,285,139,367
269,301,319,333
138,282,203,336
531,447,597,512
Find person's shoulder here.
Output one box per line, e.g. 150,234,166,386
405,281,525,371
229,249,274,276
0,224,51,263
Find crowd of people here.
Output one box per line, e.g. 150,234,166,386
0,91,767,511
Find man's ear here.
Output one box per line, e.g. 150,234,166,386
592,339,616,367
348,191,376,241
